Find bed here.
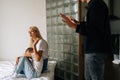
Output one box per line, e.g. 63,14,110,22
0,60,56,80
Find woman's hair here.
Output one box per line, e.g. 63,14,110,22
25,47,33,53
30,26,42,39
29,26,49,49
29,26,43,47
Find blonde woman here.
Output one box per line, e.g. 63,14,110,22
29,26,49,73
13,26,48,79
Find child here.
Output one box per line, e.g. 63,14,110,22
14,47,33,75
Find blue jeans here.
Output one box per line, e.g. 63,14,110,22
84,53,107,80
14,57,37,79
42,58,48,73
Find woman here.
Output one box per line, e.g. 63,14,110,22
29,26,49,73
13,26,48,79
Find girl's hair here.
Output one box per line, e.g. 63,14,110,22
25,47,33,53
29,26,43,47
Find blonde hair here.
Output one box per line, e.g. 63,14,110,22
29,26,42,47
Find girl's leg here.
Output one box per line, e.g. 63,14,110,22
23,57,37,79
14,57,25,73
15,57,19,65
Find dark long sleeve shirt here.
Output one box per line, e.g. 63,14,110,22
76,0,113,54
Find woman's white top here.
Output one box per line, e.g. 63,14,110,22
38,39,48,59
32,39,48,77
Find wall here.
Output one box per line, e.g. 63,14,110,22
110,0,120,34
103,0,120,34
0,0,46,60
46,0,80,80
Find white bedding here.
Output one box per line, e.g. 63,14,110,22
0,60,56,80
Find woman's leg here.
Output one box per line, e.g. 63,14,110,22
42,58,48,73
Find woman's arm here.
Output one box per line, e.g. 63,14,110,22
33,39,43,61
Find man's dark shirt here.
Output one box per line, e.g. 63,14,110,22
76,0,113,54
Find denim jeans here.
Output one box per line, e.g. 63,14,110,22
41,58,48,73
20,57,32,74
14,57,37,79
84,53,107,80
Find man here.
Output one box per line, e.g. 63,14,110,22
59,0,113,80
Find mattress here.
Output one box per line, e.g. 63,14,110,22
0,60,56,80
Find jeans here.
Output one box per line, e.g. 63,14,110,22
14,57,37,79
84,53,107,80
20,57,33,74
42,58,48,73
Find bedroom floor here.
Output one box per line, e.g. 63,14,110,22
104,56,120,80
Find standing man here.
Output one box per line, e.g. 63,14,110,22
59,0,113,80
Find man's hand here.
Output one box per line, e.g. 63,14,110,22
59,13,78,30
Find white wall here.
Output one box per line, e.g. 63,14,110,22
0,0,46,60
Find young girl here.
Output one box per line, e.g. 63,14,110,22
15,47,33,66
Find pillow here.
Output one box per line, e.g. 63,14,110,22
47,61,57,72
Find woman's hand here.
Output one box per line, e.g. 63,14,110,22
33,38,39,47
32,38,42,61
59,13,78,30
